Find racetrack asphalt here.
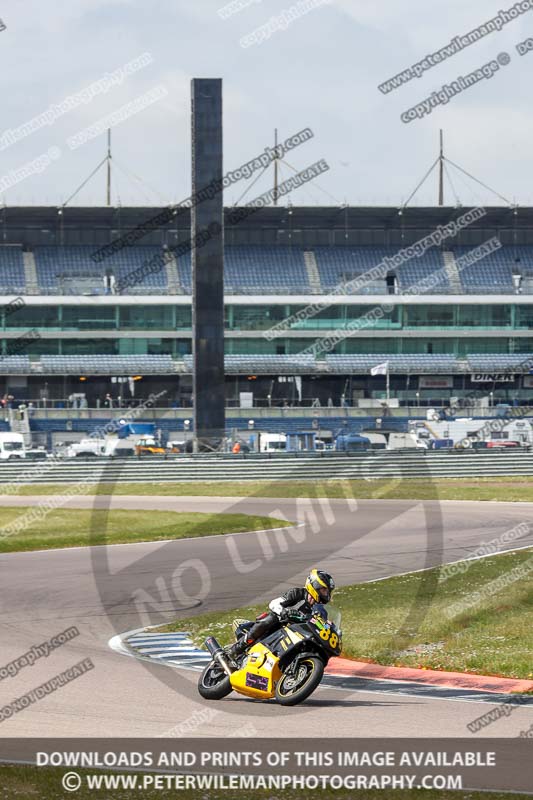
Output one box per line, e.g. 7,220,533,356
0,496,532,739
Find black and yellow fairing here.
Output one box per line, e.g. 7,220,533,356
229,625,307,699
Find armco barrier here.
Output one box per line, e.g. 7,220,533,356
0,450,533,483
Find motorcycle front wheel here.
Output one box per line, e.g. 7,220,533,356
275,656,324,706
197,661,232,700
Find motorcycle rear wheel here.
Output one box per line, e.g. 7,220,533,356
198,661,232,700
275,656,324,706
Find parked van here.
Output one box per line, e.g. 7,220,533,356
335,434,371,452
66,438,105,458
388,432,425,450
0,432,26,460
259,433,287,452
361,432,388,449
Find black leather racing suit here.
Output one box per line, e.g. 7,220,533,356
243,587,314,646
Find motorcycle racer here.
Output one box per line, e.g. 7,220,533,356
227,568,335,660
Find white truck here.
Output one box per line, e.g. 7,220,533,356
409,418,533,448
259,433,287,452
65,436,136,458
362,431,427,450
388,432,427,450
0,432,26,460
66,438,106,458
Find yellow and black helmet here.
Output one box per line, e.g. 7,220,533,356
305,569,335,604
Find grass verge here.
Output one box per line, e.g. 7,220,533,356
162,548,533,680
2,476,533,501
0,509,289,553
0,766,528,800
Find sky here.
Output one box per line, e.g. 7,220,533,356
1,0,532,208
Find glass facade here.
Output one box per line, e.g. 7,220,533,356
1,303,531,357
3,305,191,331
227,304,515,331
2,303,529,331
3,336,533,358
1,337,191,357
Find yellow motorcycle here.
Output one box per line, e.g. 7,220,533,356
197,606,342,706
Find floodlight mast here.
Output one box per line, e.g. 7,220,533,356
191,78,225,452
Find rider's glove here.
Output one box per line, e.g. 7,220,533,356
286,609,309,623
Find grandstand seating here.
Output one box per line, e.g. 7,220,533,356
180,354,463,374
33,246,167,293
0,246,26,293
175,253,192,293
225,246,309,293
4,244,533,295
5,352,531,376
467,354,533,371
396,250,449,292
313,247,449,293
40,355,174,374
182,354,316,373
0,355,30,374
452,246,516,293
325,354,459,373
177,246,310,294
314,247,388,292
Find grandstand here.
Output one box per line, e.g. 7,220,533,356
1,204,533,415
452,245,516,293
1,242,530,296
33,245,166,294
0,245,26,294
39,354,175,374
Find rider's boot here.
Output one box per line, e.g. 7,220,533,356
227,636,253,661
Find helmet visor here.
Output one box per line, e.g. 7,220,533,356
318,586,331,601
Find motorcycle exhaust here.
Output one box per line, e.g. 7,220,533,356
205,636,235,675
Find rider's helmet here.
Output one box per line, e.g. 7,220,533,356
305,569,335,604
